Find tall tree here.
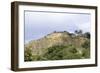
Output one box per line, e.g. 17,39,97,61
84,32,90,39
75,29,82,35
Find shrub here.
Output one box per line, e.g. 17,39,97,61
24,48,33,61
82,40,90,49
82,48,90,58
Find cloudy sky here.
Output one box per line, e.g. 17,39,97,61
24,11,91,43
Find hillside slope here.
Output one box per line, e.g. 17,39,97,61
25,31,90,61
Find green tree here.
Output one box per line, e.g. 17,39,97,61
75,29,82,35
84,32,90,39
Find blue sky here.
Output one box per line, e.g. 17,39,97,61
24,11,91,43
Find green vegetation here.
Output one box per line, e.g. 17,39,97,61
25,44,90,61
24,48,33,61
82,40,90,49
43,45,80,60
24,30,90,61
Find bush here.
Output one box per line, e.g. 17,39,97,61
24,48,33,61
82,48,90,58
82,40,90,49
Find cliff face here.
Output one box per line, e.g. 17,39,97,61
25,32,88,56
